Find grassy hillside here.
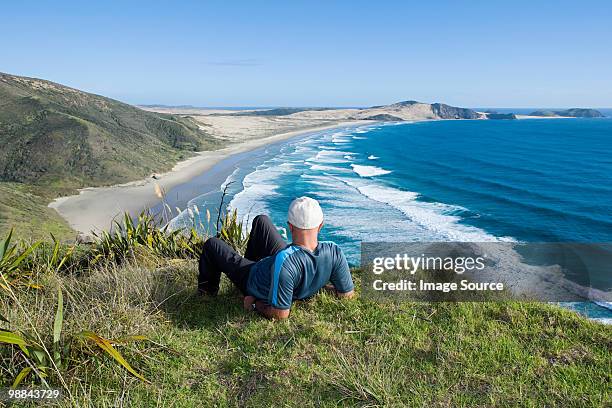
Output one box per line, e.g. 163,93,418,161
0,73,223,191
3,264,610,406
0,182,73,240
0,72,225,238
1,216,610,407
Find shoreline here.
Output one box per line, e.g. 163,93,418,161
49,121,368,235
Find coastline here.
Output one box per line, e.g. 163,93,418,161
49,121,367,235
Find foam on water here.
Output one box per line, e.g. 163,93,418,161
351,164,392,177
224,129,511,260
306,149,353,164
346,180,509,242
595,301,612,311
225,124,509,248
310,164,347,172
229,161,293,218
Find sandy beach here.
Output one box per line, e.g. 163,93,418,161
50,116,366,234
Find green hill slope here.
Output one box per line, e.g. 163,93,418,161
0,182,73,239
2,261,611,406
0,72,223,191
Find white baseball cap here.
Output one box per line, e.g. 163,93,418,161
287,197,324,229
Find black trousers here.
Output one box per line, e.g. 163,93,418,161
198,215,286,295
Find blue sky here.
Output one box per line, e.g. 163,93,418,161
1,1,611,107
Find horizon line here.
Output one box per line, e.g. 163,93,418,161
137,104,612,110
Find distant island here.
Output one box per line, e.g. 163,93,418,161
528,108,604,118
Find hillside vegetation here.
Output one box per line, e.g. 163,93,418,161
0,182,73,240
0,73,223,192
0,72,224,238
0,215,610,407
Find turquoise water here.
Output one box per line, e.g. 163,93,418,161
171,117,612,321
230,119,611,249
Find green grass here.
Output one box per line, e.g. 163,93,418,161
2,261,610,407
1,216,610,407
0,182,73,241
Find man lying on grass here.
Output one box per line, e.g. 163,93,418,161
198,197,354,319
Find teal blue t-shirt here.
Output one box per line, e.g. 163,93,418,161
246,242,354,310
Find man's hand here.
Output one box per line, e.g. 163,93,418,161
243,295,256,312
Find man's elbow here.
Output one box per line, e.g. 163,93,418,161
266,307,289,320
336,289,355,299
256,301,290,320
272,309,290,320
264,308,290,320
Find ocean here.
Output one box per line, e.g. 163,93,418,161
169,116,612,321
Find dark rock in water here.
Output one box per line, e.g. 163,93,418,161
431,103,481,119
529,108,604,118
363,114,404,121
486,113,517,120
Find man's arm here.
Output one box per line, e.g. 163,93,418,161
255,299,290,320
328,245,355,298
